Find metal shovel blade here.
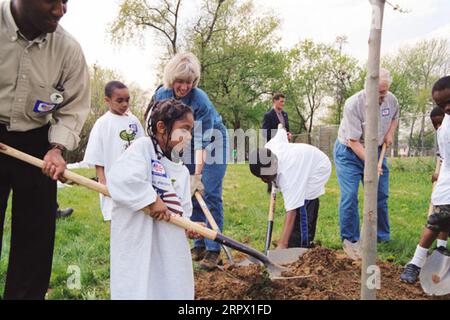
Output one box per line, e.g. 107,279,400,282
420,248,450,296
267,248,309,265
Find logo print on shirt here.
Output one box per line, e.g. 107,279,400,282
151,160,183,216
33,100,57,113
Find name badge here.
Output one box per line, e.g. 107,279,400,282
381,108,390,117
33,100,57,113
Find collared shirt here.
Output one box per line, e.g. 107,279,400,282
274,108,286,128
337,89,399,147
0,1,90,150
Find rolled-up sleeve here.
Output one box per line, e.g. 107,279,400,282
343,99,363,142
49,45,90,151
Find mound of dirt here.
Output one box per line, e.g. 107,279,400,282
194,247,437,300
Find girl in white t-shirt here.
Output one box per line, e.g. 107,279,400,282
84,81,145,221
106,98,201,300
249,128,332,248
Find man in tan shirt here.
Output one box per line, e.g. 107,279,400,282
0,0,90,299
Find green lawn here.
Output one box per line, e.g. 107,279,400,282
0,157,438,299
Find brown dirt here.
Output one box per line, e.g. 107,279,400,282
194,246,445,300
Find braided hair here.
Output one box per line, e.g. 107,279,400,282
147,98,193,159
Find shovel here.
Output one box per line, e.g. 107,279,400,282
0,143,286,277
264,182,277,256
420,247,450,296
194,191,234,265
428,157,441,218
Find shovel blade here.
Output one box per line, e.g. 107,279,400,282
420,249,450,296
267,248,309,265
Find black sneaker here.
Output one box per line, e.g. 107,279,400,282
436,246,450,256
56,208,74,219
199,251,222,271
191,247,206,261
400,263,421,284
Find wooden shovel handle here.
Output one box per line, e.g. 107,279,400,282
268,183,277,222
378,143,387,177
0,143,217,240
194,191,219,231
428,157,442,217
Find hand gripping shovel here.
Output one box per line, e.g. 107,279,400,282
194,191,234,265
0,143,286,277
263,183,307,265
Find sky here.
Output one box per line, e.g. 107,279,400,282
55,0,450,92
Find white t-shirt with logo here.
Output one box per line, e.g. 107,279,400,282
265,129,332,211
106,137,194,300
83,111,145,221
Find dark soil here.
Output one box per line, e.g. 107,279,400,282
195,246,442,300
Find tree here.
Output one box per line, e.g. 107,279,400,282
110,0,183,55
361,0,385,301
189,1,287,129
286,39,334,142
326,37,364,125
384,39,450,156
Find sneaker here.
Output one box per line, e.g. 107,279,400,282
400,263,421,284
56,208,74,219
191,247,206,262
436,246,450,256
343,239,362,261
199,251,222,271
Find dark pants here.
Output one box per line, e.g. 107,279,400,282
0,124,56,300
288,199,319,248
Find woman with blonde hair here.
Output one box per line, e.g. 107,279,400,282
153,52,228,270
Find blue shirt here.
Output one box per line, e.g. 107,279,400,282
155,87,223,150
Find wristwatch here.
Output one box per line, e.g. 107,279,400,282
50,143,66,153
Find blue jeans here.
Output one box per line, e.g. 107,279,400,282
333,140,390,242
187,123,229,252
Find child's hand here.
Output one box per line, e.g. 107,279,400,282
186,222,206,239
432,173,439,183
148,196,171,222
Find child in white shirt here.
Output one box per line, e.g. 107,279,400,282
107,98,200,300
400,76,450,284
249,128,332,248
83,81,144,221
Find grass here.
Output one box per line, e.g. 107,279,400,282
0,158,438,299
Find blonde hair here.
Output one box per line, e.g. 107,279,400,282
163,52,201,89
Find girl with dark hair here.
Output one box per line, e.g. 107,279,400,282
106,98,201,300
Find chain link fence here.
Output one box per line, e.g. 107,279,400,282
291,114,438,160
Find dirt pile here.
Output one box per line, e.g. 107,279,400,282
195,246,434,300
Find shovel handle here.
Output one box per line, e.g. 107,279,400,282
0,143,110,196
428,157,442,217
268,183,277,222
378,143,387,177
0,143,218,240
194,191,219,231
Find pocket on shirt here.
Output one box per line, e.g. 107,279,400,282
29,85,64,116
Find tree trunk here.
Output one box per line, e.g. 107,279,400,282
361,0,385,301
394,124,399,157
407,116,417,157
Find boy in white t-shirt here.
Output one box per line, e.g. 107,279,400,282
249,128,332,248
84,81,145,221
400,76,450,284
